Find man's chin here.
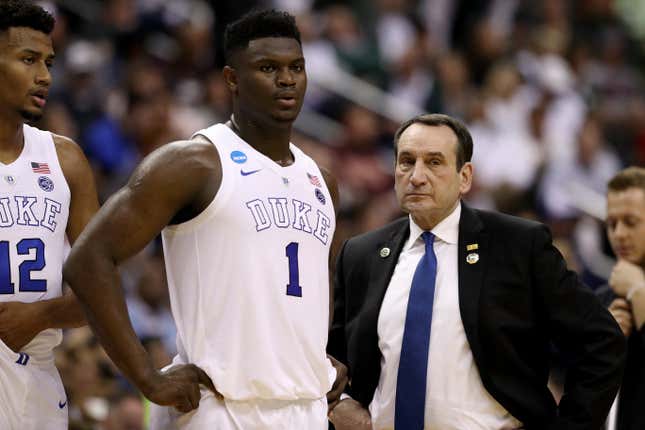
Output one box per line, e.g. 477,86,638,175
20,109,43,123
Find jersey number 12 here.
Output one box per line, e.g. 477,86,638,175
0,238,47,294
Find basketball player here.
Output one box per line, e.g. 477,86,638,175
0,1,99,429
63,9,347,429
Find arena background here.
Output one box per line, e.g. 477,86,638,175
26,1,645,428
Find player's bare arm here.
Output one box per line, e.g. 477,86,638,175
320,166,348,410
63,138,220,412
0,135,99,351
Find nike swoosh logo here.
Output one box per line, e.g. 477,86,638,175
240,169,262,176
58,400,67,409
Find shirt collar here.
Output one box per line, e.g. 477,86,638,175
406,202,461,250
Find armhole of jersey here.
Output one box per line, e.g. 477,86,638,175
293,143,337,216
163,127,235,234
52,136,73,199
27,125,72,198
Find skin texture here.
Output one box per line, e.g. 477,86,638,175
0,27,53,126
606,188,645,330
394,124,472,231
330,123,473,428
0,27,98,351
63,36,346,414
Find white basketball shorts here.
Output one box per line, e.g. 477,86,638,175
0,339,67,430
148,391,328,430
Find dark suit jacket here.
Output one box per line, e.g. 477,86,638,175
596,286,645,430
328,203,626,430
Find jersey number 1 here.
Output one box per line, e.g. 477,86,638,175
285,242,302,297
0,239,47,294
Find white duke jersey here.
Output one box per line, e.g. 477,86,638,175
161,124,336,401
0,124,70,359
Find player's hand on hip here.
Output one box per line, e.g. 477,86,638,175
0,301,46,351
326,354,348,411
328,398,372,430
143,364,221,413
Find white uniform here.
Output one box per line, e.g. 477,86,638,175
150,124,336,429
0,124,70,430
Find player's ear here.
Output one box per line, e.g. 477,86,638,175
223,66,238,93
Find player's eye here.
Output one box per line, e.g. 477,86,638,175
260,65,276,73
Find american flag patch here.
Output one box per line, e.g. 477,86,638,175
31,162,50,174
307,173,321,187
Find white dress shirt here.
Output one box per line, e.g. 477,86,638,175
368,204,523,430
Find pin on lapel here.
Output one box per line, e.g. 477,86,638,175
466,252,479,264
466,243,478,251
380,247,391,258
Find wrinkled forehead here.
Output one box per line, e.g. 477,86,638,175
397,124,459,157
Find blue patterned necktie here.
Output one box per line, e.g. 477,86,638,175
395,231,437,430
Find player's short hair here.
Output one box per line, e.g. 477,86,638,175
0,0,55,35
608,166,645,194
393,113,474,171
223,9,301,65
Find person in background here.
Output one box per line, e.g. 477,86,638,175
597,166,645,430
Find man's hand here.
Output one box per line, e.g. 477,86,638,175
0,301,46,351
327,354,348,411
608,298,634,337
328,398,372,430
609,260,645,297
141,364,221,413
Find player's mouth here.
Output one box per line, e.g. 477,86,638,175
29,88,48,108
275,91,298,108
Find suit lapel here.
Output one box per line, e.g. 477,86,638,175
458,203,489,364
362,219,410,332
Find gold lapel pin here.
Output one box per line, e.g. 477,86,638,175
467,243,478,251
466,253,479,264
380,247,391,258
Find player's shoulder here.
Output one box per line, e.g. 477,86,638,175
151,135,219,172
52,133,92,180
131,136,221,191
52,133,83,160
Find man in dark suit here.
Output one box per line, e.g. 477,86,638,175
596,167,645,430
327,113,626,430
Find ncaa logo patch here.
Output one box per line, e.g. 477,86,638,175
230,151,247,164
38,176,54,192
315,188,326,205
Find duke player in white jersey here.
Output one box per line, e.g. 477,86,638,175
0,1,99,429
64,9,348,429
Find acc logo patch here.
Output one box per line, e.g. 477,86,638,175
38,176,54,192
315,188,326,205
230,151,247,164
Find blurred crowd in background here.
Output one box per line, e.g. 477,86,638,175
28,0,645,428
